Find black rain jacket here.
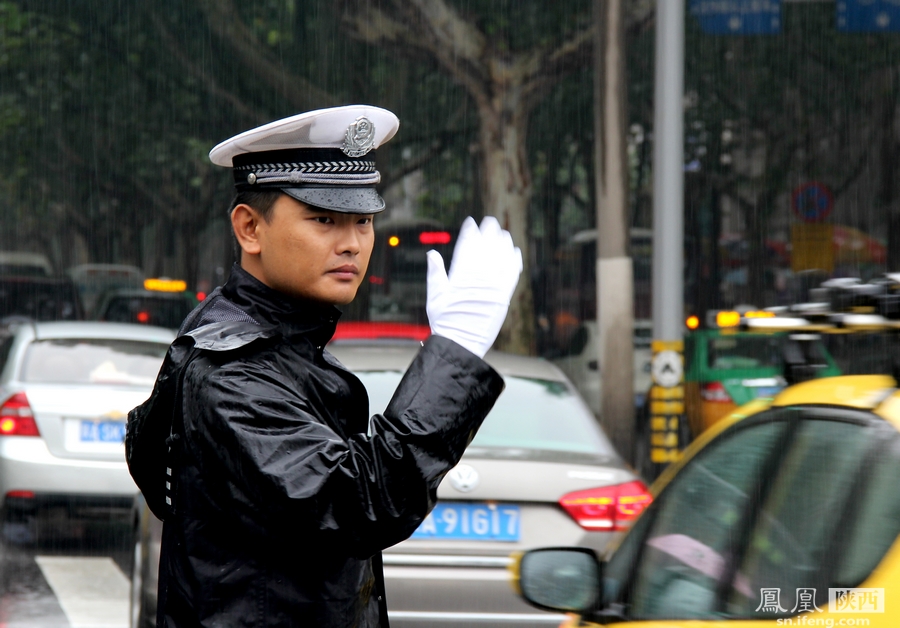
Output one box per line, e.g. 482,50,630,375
128,265,505,628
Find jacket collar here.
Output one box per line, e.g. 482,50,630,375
221,263,341,346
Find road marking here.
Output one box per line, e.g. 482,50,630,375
35,556,128,628
383,566,510,580
388,610,567,623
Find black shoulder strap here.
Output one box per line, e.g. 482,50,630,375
162,356,190,517
372,552,390,627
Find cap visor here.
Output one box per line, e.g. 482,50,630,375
282,186,385,214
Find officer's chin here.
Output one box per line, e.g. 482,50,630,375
327,286,360,306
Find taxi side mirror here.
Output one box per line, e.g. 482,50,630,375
515,547,602,614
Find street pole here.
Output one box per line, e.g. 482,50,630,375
653,0,685,336
647,0,686,469
594,0,634,464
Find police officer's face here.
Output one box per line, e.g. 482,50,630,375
239,194,374,305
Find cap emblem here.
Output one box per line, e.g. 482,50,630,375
342,116,376,157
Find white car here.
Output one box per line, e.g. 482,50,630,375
0,321,173,542
0,251,54,277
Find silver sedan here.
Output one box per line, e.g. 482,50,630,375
0,321,173,542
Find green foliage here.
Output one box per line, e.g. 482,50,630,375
453,0,591,51
0,0,598,301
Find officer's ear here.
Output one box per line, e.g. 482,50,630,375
231,204,262,257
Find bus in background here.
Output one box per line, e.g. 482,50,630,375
95,277,198,331
66,263,145,318
347,217,455,326
545,228,654,414
547,227,653,353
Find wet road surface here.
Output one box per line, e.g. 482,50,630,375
0,518,132,628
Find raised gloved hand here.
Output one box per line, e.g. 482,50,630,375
426,216,523,358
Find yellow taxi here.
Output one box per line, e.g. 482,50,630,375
682,309,841,437
511,372,900,626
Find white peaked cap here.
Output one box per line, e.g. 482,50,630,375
209,105,400,214
209,105,399,167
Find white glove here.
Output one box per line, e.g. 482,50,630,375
426,216,523,358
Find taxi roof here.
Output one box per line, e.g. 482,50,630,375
771,374,896,411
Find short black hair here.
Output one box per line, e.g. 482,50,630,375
229,189,283,259
228,189,282,221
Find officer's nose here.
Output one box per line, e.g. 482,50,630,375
336,223,362,256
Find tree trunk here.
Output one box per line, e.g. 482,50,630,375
595,0,634,463
476,104,535,355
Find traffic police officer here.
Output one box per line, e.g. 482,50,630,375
127,105,522,627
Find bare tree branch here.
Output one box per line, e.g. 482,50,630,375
342,0,593,116
150,13,268,124
521,25,594,109
196,0,337,111
403,0,487,65
379,140,444,192
339,0,492,108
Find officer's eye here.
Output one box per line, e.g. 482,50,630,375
357,218,372,226
313,216,334,224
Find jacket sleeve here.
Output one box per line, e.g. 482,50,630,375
182,334,504,557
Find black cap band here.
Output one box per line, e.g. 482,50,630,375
233,148,379,190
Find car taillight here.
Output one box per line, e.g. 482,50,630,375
0,393,40,436
700,381,733,403
559,480,652,531
6,490,35,499
419,231,452,245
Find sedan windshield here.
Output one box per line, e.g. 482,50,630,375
357,371,614,455
21,338,168,386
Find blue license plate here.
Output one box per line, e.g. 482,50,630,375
754,386,783,398
80,420,126,443
411,503,520,541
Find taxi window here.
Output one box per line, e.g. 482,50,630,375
727,417,875,616
683,335,695,372
707,335,783,370
835,435,900,585
626,418,788,619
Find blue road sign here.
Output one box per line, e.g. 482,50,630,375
791,182,834,223
690,0,782,35
838,0,900,33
